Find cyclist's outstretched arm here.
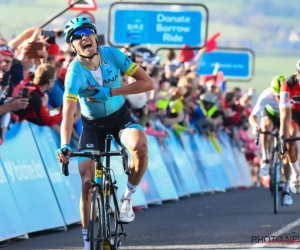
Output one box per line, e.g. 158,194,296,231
279,90,291,139
61,99,77,146
248,114,259,129
60,70,81,146
248,89,267,128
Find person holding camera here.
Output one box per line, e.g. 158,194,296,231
12,63,62,126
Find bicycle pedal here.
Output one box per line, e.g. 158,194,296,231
117,220,129,225
108,210,114,215
111,230,126,238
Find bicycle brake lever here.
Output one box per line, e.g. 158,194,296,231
255,132,259,146
62,148,69,176
280,137,286,155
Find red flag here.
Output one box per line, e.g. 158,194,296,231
205,32,220,52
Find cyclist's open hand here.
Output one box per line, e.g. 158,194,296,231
87,86,112,103
55,144,72,163
252,125,260,135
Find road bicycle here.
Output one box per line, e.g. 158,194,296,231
256,129,282,214
280,135,300,195
62,133,131,250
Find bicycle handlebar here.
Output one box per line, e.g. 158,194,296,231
62,148,69,176
255,130,279,146
61,150,130,177
280,136,300,154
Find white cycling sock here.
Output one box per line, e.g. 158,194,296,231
122,181,137,200
284,180,290,193
262,149,269,161
82,228,90,250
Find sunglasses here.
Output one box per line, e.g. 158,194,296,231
71,28,94,41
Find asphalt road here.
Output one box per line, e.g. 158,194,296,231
3,187,300,250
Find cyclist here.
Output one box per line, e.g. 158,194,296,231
280,60,300,195
55,17,155,250
249,75,293,205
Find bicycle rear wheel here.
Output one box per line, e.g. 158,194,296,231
89,186,105,250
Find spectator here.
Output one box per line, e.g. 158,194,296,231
222,90,243,127
0,47,15,141
62,51,76,68
12,63,62,127
146,65,161,103
0,45,14,99
47,66,67,109
125,76,148,126
194,92,223,134
47,51,76,109
0,55,28,143
47,43,62,65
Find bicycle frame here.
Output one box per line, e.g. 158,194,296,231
256,129,282,214
61,134,130,249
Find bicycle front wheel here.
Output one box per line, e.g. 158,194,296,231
89,186,105,250
272,151,280,214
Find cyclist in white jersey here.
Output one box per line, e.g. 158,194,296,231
249,75,293,205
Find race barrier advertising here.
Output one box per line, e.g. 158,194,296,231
0,121,253,242
0,122,65,234
0,160,27,242
29,124,81,226
164,129,202,195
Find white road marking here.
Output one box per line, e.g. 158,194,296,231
251,217,300,248
119,244,296,249
118,218,300,250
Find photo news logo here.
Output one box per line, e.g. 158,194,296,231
252,233,300,243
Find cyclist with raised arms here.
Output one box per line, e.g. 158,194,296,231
249,75,293,205
55,17,155,250
280,60,300,196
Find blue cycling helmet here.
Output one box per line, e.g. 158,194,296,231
64,16,97,43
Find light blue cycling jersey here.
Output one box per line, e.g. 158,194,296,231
64,46,139,119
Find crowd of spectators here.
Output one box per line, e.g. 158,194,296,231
121,45,257,151
0,26,259,177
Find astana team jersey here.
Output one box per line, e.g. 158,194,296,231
64,46,139,119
